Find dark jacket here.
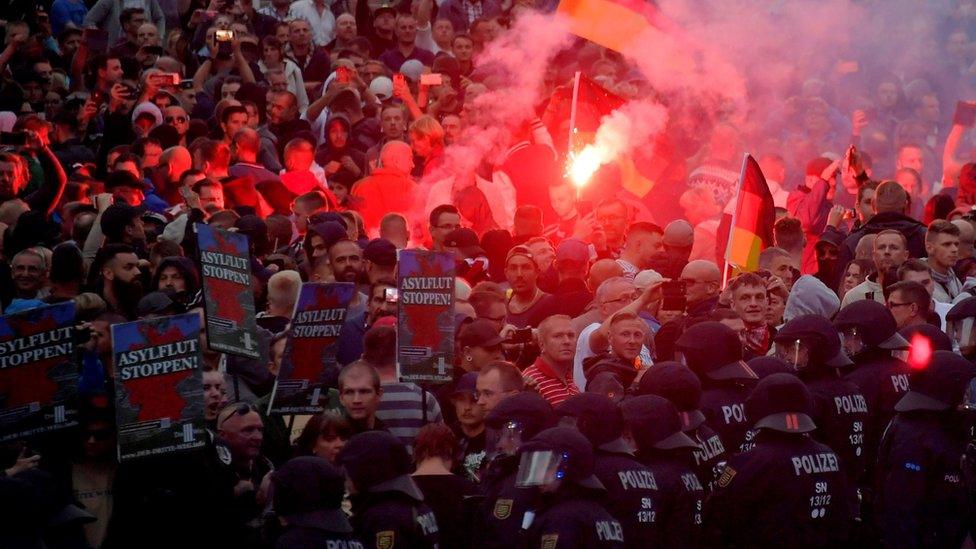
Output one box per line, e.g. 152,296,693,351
582,352,640,391
838,211,927,273
876,411,971,548
525,485,625,548
437,0,503,32
704,432,854,548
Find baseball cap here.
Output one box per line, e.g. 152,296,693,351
505,245,535,267
451,372,478,397
369,76,394,101
634,269,664,290
458,318,504,349
100,203,146,241
555,238,588,264
445,228,484,257
363,238,398,267
372,4,396,19
399,60,424,83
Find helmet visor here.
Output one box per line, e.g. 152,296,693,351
961,377,976,411
948,318,976,352
485,420,525,456
840,326,865,358
515,449,567,488
773,339,808,370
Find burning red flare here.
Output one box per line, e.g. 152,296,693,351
907,333,932,370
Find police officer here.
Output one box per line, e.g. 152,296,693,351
337,431,440,548
704,373,854,547
556,393,660,547
480,392,555,549
876,350,976,548
271,456,363,548
636,361,727,493
620,394,705,548
947,296,976,359
674,321,758,450
515,427,625,548
833,300,910,466
773,314,869,483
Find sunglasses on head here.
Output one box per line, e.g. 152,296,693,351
218,402,257,427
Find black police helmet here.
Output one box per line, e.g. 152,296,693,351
485,391,555,440
619,395,698,452
635,361,701,410
745,373,816,433
834,300,909,350
899,323,953,352
774,314,853,368
675,322,757,381
747,356,795,379
895,350,976,412
337,431,423,500
272,456,352,532
555,393,629,453
519,427,604,490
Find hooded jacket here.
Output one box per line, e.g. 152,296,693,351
315,114,367,187
839,211,927,273
581,352,640,392
784,275,840,323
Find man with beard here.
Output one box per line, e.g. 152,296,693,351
337,278,396,366
327,238,365,297
93,244,144,320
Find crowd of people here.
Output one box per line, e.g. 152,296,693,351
3,0,976,547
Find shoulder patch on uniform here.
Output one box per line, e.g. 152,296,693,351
717,465,737,488
493,498,513,520
541,534,559,549
375,530,395,549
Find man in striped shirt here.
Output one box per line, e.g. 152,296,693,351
364,322,443,449
522,315,580,407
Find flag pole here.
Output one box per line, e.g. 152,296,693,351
722,153,751,288
568,71,582,202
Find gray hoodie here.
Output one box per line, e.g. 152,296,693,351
784,275,841,323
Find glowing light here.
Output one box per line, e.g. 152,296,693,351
907,333,932,370
568,146,606,188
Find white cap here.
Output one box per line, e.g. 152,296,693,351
634,269,664,290
369,76,393,101
399,59,424,82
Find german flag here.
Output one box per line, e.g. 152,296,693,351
557,0,662,53
724,155,775,271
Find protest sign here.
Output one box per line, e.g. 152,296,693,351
396,250,455,384
269,282,355,414
0,302,78,441
112,313,206,461
196,223,260,359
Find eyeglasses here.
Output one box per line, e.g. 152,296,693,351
887,301,913,309
165,116,188,124
434,223,461,230
602,292,640,306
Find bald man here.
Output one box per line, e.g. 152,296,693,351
571,259,624,335
681,259,721,317
351,140,417,235
952,218,975,261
